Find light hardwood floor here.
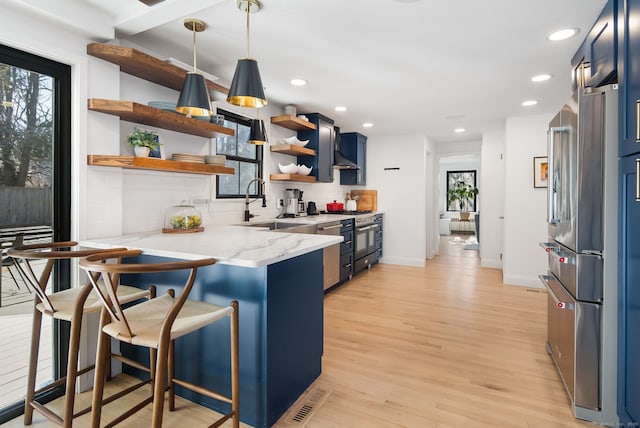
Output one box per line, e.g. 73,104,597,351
3,234,588,427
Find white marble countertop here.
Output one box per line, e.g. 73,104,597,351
80,225,343,268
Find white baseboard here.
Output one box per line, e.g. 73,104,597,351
379,257,426,268
481,258,502,269
503,274,544,288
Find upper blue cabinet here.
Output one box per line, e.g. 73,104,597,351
572,0,617,92
297,113,335,183
339,132,367,186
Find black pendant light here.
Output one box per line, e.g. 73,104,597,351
227,0,267,108
248,117,267,145
176,18,212,117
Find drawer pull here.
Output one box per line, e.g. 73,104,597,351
344,263,352,268
636,101,640,142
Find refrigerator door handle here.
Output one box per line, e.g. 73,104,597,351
539,275,575,310
547,129,559,224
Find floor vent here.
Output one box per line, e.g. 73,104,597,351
526,288,543,293
281,382,332,426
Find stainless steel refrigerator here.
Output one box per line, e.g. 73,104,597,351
539,84,618,424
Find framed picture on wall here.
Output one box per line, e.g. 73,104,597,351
533,156,548,188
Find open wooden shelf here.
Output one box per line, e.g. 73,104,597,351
88,99,234,138
269,174,317,183
270,115,317,131
87,43,228,95
269,144,316,156
88,155,235,175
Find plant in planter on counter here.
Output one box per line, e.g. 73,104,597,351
126,127,160,157
447,181,479,220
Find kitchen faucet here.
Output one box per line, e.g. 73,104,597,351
244,178,266,221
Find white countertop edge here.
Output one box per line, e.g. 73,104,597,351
79,226,343,268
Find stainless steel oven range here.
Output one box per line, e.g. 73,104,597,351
354,214,377,273
539,84,618,425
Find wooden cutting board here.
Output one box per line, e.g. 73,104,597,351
351,190,377,211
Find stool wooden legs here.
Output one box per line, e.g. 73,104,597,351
24,303,42,425
90,309,111,428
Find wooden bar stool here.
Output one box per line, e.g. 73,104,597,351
79,249,239,428
8,242,154,427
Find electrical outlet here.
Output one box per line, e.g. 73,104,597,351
278,199,284,207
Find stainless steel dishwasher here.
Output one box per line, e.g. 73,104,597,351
316,220,341,290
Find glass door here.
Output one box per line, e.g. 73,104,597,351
0,44,71,423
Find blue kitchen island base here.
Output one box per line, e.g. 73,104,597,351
120,250,324,428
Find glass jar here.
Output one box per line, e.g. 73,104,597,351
163,204,203,232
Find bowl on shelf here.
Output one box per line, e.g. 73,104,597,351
205,154,226,165
278,163,299,174
283,136,309,147
297,165,312,176
148,101,178,112
210,114,225,125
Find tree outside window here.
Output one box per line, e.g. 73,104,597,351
446,170,477,212
216,109,263,198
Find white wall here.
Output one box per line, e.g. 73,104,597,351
503,114,553,287
479,128,505,268
366,133,433,267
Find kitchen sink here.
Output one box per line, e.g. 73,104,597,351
239,221,316,233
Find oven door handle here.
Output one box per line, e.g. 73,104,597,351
538,274,575,310
356,224,379,232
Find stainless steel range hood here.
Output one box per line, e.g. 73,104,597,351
333,150,359,169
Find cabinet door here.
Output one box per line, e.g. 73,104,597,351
588,0,617,87
297,113,334,183
619,0,640,156
619,155,640,424
339,133,367,185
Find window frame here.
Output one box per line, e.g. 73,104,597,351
215,108,263,199
446,170,477,212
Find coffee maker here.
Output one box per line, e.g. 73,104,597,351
284,188,299,217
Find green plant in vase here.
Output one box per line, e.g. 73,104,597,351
126,127,160,157
447,181,479,220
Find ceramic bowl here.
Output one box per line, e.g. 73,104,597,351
278,163,299,174
297,165,312,176
283,136,309,147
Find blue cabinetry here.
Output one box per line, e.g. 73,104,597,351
618,0,640,424
373,214,383,264
339,219,354,283
339,132,367,185
619,155,640,424
572,0,617,91
297,113,335,183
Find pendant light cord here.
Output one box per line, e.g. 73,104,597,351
246,3,251,58
192,24,197,71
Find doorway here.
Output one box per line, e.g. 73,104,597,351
0,43,71,423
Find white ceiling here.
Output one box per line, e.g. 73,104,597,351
13,0,608,143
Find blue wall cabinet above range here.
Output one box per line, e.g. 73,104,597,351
571,0,617,92
297,113,335,183
339,132,367,185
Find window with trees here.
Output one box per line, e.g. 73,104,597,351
215,109,263,198
446,170,477,212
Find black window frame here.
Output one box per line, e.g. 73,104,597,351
446,169,477,212
0,43,71,423
215,108,263,199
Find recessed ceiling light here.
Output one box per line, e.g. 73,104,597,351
531,74,552,82
547,28,579,41
454,128,465,133
522,100,538,107
290,79,307,86
363,123,373,128
334,106,347,112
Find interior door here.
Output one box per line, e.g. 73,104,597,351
0,44,71,422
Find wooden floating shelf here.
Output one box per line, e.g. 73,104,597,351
270,115,317,131
87,155,235,175
87,43,228,95
269,174,317,183
269,144,316,156
88,99,234,138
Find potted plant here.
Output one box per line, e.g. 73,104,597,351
126,127,160,157
447,181,479,221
